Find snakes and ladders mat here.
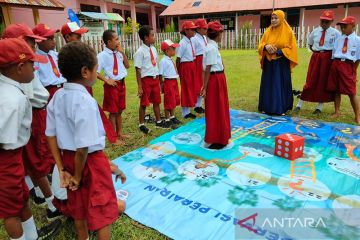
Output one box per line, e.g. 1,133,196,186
112,110,360,240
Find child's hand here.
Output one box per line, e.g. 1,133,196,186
59,170,72,188
115,170,127,184
200,87,206,98
68,175,81,191
106,78,117,86
138,86,143,97
117,44,125,54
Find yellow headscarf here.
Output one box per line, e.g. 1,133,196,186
258,10,298,69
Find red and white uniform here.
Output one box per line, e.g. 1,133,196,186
159,55,180,110
193,32,208,97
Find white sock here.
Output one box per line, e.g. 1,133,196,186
21,216,38,240
10,233,25,240
156,120,162,124
25,176,34,190
170,116,175,119
316,103,323,111
182,107,190,117
34,186,44,198
296,99,303,108
139,123,145,127
195,96,202,107
45,196,57,212
51,165,67,200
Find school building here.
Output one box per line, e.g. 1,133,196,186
160,0,360,31
0,0,174,36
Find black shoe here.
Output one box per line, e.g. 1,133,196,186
144,114,154,123
155,120,172,129
293,107,301,113
208,143,226,150
46,208,62,221
194,107,205,114
313,109,322,115
184,113,196,119
139,125,151,134
33,195,46,206
37,219,62,240
171,117,182,125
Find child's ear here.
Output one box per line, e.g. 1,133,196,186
81,66,88,79
17,62,25,74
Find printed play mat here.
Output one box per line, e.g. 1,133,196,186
112,110,360,240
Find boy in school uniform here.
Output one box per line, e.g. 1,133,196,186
97,30,130,141
134,25,170,134
201,21,231,150
35,25,66,100
159,39,182,127
294,10,341,114
193,18,208,114
0,38,61,240
327,16,360,124
3,23,62,220
46,41,122,239
177,21,198,119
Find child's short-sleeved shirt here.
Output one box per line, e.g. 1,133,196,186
176,36,196,62
308,26,341,51
159,55,179,79
194,32,208,56
0,74,32,150
333,32,360,62
134,44,159,78
22,72,49,109
36,49,66,87
203,39,224,72
97,47,128,80
45,83,105,153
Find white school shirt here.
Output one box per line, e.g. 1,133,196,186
45,83,105,153
22,71,49,108
159,56,179,79
134,44,159,78
36,49,66,87
0,74,32,150
194,32,208,56
308,26,341,51
97,47,128,80
176,36,196,62
332,32,360,62
203,39,224,72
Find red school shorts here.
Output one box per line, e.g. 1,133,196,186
103,80,126,113
140,76,161,107
327,59,357,96
163,79,180,110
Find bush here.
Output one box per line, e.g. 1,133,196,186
122,17,141,35
164,21,176,33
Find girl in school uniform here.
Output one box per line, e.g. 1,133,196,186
201,21,231,150
258,10,298,115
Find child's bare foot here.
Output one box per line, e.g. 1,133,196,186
112,139,125,146
118,133,130,140
331,112,340,119
355,116,360,125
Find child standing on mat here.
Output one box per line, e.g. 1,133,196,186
201,21,231,150
327,16,360,124
159,39,182,128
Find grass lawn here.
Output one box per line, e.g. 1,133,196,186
1,48,359,239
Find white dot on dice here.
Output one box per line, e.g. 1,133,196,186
285,147,289,152
295,148,298,152
277,151,282,155
278,145,282,150
285,141,289,146
278,139,282,144
284,153,289,158
300,146,303,150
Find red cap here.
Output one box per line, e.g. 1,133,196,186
161,39,180,51
61,22,88,36
2,23,46,42
195,19,208,29
33,24,59,38
320,10,334,21
337,16,356,25
208,21,224,32
0,38,48,67
181,21,197,31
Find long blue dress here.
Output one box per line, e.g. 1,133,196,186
258,51,293,115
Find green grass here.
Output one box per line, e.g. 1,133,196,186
1,49,359,239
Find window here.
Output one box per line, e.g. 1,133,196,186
192,1,201,7
80,4,101,13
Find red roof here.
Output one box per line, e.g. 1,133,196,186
0,0,65,10
160,0,360,16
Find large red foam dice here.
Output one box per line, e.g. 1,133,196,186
274,134,304,160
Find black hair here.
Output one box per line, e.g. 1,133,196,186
138,25,153,41
103,29,116,45
207,28,222,40
58,41,97,82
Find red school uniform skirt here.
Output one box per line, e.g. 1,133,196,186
204,72,231,145
0,148,30,218
327,59,357,96
179,61,197,107
194,55,204,97
163,79,180,110
53,150,118,231
23,108,55,180
300,51,334,102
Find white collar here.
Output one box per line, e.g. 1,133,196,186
63,82,90,94
104,47,117,54
0,74,24,91
208,39,219,48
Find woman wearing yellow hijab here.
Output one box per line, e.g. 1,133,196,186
258,10,298,115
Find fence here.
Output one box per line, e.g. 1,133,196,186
55,25,359,59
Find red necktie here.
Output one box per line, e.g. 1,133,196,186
342,37,348,53
319,30,326,46
190,40,195,58
149,47,156,67
48,54,60,78
113,52,118,76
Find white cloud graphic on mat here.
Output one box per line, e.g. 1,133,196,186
298,148,322,162
142,141,176,159
132,159,175,180
238,143,273,158
178,160,219,180
226,162,272,186
327,157,360,179
332,195,360,227
171,132,202,145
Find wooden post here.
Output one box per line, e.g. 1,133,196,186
130,0,137,34
150,4,157,32
345,4,349,17
32,8,40,25
2,6,12,27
